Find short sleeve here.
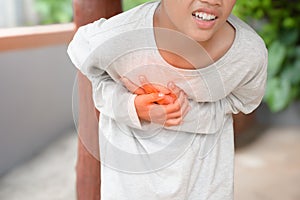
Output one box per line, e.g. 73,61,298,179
225,47,268,114
67,18,107,75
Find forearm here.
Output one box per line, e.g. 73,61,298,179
89,73,142,129
164,83,265,134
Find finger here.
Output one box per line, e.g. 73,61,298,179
121,77,145,95
176,91,185,106
139,76,172,95
181,98,191,118
142,92,165,103
156,94,176,105
167,82,185,98
164,102,181,114
166,110,182,119
139,75,159,93
148,104,167,124
165,92,189,119
176,91,190,119
149,84,171,94
163,91,185,113
164,117,183,127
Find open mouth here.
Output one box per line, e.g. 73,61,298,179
192,11,217,21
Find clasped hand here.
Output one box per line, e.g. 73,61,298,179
121,76,191,127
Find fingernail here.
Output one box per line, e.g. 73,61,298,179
158,93,165,97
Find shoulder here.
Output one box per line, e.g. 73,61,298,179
229,15,268,68
76,2,157,44
68,1,159,72
229,15,265,46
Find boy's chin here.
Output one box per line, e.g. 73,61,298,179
187,31,215,44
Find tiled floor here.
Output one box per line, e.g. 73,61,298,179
0,126,299,200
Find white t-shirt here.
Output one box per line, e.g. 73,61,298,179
68,1,267,199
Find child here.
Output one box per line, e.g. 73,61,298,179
68,0,268,199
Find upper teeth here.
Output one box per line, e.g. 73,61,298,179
193,12,216,21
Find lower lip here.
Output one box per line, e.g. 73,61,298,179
192,16,216,29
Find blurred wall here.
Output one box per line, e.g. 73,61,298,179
0,45,76,176
257,102,300,127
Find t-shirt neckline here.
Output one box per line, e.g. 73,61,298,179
146,1,240,74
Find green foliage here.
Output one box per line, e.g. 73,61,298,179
234,1,300,112
34,0,73,24
34,0,147,23
122,0,152,11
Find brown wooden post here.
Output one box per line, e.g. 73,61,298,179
72,0,122,199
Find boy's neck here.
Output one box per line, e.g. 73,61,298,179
153,4,235,69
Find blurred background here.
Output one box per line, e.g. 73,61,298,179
0,0,299,200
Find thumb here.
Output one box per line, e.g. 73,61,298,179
143,93,165,103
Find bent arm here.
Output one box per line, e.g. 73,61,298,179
68,24,145,129
120,47,268,135
89,72,143,129
167,48,268,134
